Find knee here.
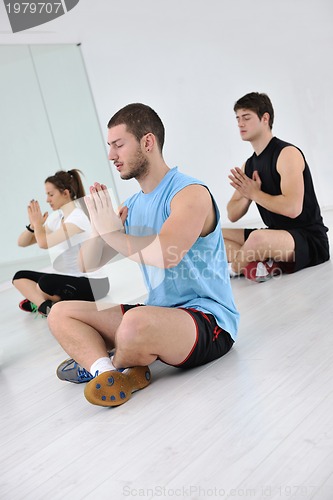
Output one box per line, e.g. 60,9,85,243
47,301,69,334
245,230,267,251
117,308,150,349
12,270,25,284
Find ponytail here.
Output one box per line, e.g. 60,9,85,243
45,169,88,215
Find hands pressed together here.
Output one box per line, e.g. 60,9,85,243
229,167,262,200
27,199,48,229
85,183,125,238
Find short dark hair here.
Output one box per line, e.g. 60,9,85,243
107,103,165,151
234,92,274,129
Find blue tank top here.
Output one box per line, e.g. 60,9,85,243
124,167,239,340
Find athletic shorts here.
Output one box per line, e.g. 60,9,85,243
12,270,110,301
244,226,330,273
121,304,234,369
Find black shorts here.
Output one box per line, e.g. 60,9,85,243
244,227,330,273
12,270,110,301
121,304,234,369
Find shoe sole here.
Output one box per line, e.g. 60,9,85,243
84,366,151,407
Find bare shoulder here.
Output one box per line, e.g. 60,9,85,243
278,145,304,162
172,183,212,207
277,145,305,173
170,184,215,236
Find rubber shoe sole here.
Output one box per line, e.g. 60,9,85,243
84,366,151,407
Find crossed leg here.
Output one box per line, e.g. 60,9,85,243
12,277,61,308
47,300,197,371
222,227,295,273
48,300,199,406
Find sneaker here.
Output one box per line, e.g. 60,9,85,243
19,299,38,313
37,300,54,317
56,358,95,384
57,350,115,384
243,260,282,283
84,366,152,407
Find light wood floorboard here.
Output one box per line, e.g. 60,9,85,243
0,212,332,500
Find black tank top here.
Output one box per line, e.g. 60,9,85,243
245,137,328,234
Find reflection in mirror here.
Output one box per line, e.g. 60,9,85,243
0,44,119,284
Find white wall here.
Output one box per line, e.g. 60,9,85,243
1,0,332,226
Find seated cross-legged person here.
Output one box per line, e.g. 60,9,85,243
223,92,330,283
12,169,109,316
48,103,239,407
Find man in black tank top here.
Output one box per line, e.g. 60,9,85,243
222,92,330,282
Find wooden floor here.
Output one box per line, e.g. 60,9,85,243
1,212,333,500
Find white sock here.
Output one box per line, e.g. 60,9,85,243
228,262,240,277
90,356,116,376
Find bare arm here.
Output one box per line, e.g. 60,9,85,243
79,204,128,272
79,233,119,272
85,183,214,269
35,220,88,249
28,200,85,249
256,146,304,217
227,163,252,222
228,146,305,218
18,202,48,247
17,226,37,247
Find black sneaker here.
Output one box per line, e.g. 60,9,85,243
19,299,38,313
37,300,54,317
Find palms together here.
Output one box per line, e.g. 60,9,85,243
85,183,124,238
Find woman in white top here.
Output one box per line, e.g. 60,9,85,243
12,169,110,316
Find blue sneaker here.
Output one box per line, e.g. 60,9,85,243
56,358,95,384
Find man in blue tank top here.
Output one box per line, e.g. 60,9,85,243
223,92,330,283
48,103,239,407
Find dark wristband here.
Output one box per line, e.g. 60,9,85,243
26,224,34,233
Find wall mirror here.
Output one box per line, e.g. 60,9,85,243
0,44,119,284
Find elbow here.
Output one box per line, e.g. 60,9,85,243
17,238,31,248
226,206,234,222
227,207,241,223
289,210,302,219
226,203,244,223
228,213,239,223
38,242,48,249
286,204,303,219
79,251,101,273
